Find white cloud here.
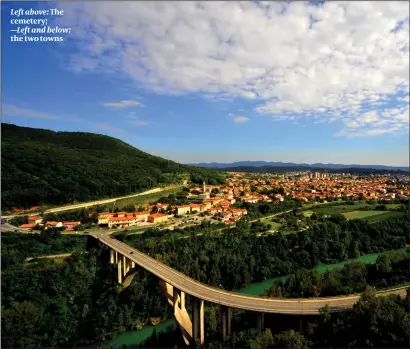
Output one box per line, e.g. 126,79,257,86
234,116,249,123
60,1,409,136
3,104,81,122
3,104,60,120
103,100,144,109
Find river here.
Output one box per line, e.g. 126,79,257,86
104,248,406,348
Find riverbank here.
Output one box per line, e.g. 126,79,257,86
103,248,407,348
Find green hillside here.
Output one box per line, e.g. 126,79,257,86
1,123,226,210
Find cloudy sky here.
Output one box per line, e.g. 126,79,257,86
3,1,409,166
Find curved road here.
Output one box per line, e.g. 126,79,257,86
91,233,408,315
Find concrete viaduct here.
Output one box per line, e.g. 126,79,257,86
91,232,408,346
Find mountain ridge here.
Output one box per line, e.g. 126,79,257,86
188,161,409,172
1,123,226,210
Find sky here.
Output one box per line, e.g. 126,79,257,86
2,1,409,166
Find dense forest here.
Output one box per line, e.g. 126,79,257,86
1,248,172,348
1,233,87,268
2,243,409,349
1,123,226,210
119,215,410,290
266,249,410,298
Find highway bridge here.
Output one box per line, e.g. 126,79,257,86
91,232,408,345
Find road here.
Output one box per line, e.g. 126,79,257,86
1,223,91,235
1,185,184,219
25,253,75,262
249,209,293,223
92,233,408,315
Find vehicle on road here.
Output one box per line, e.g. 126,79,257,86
130,251,134,254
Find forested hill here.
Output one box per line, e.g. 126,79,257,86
1,123,226,210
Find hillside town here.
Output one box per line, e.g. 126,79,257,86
14,171,410,232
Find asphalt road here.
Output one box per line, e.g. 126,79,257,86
1,185,184,219
92,233,408,315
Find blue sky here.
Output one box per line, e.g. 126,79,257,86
2,1,409,166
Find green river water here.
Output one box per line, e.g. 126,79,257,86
103,249,406,348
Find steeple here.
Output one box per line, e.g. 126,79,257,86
203,181,206,192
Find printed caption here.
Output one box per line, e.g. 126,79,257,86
10,8,71,42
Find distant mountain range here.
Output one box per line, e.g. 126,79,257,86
189,161,409,172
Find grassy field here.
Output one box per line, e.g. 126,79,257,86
309,203,400,215
114,187,182,208
260,217,282,231
364,211,406,222
303,205,405,222
343,210,387,220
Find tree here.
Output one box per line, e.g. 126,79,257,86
274,329,308,349
250,329,274,349
2,301,39,349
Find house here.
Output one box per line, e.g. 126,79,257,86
175,205,191,215
135,211,150,222
63,221,81,231
148,213,168,224
45,221,63,228
108,216,136,229
189,204,201,213
148,203,169,211
242,196,259,203
210,198,224,205
28,215,43,225
231,208,247,218
19,223,36,229
98,212,114,224
222,211,233,221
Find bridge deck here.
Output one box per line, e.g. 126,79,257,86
92,233,408,315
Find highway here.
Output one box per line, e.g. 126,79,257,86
91,233,408,315
1,185,184,219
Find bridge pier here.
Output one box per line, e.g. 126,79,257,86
110,249,114,264
117,255,123,284
220,305,232,341
192,298,205,345
172,287,192,345
173,287,186,311
122,256,131,276
257,313,265,332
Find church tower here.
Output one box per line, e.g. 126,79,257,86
203,181,206,192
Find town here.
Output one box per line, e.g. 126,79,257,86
12,171,410,233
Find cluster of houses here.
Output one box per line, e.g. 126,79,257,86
19,216,81,231
96,196,248,229
97,210,168,228
227,173,410,203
